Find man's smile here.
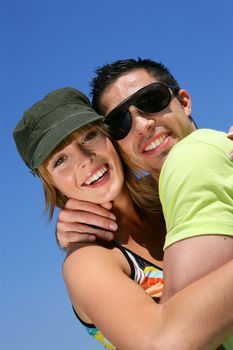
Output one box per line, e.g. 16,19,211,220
142,131,172,155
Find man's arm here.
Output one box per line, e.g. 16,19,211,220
56,199,117,248
159,129,233,299
162,235,233,300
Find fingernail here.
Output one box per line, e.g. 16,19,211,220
109,213,116,220
229,152,233,160
109,222,118,231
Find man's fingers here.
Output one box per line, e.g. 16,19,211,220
56,199,117,248
57,220,116,236
58,209,118,231
100,202,113,210
65,198,115,219
57,227,115,249
57,233,97,249
226,127,233,159
227,126,233,139
229,151,233,161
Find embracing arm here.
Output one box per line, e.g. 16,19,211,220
160,130,233,301
63,244,233,350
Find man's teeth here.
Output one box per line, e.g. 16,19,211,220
144,135,167,152
84,166,108,185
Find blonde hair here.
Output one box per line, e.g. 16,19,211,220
37,122,162,220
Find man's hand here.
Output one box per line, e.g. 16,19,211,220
56,198,118,249
227,126,233,160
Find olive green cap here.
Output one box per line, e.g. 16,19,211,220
13,87,103,171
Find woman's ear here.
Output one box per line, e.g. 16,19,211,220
178,89,192,117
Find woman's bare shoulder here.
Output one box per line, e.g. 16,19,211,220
62,241,128,281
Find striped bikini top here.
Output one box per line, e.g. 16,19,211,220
73,241,164,349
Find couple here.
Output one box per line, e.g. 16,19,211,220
14,58,233,349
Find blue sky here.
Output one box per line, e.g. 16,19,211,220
1,1,233,349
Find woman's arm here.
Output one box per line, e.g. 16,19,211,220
63,244,233,350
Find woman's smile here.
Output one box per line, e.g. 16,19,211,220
47,129,125,204
82,163,110,187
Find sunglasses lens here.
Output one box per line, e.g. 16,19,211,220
135,85,171,113
106,111,132,140
105,84,172,140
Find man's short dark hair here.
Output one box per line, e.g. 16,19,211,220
90,58,180,114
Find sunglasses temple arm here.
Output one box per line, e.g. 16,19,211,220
189,115,198,129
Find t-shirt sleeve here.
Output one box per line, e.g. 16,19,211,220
159,129,233,250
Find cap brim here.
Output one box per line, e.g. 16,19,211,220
32,111,103,168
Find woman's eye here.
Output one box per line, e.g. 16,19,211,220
54,156,66,168
82,131,97,144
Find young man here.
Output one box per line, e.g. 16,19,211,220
56,59,233,347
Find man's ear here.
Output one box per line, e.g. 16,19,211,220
178,89,192,117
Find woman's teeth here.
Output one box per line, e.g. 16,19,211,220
84,166,108,185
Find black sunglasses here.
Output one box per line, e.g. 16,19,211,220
104,82,179,140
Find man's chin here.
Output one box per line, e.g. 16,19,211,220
142,157,167,181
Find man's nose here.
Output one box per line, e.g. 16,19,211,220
128,106,155,137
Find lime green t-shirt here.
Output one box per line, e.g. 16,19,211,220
159,129,233,350
159,129,233,249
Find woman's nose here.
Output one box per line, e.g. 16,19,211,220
74,149,95,185
75,147,95,168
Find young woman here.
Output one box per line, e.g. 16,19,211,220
14,87,233,350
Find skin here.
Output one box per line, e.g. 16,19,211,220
64,245,233,349
99,69,233,301
55,69,233,347
100,69,196,181
46,125,233,349
56,71,233,247
55,70,196,245
47,128,124,204
49,127,165,265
